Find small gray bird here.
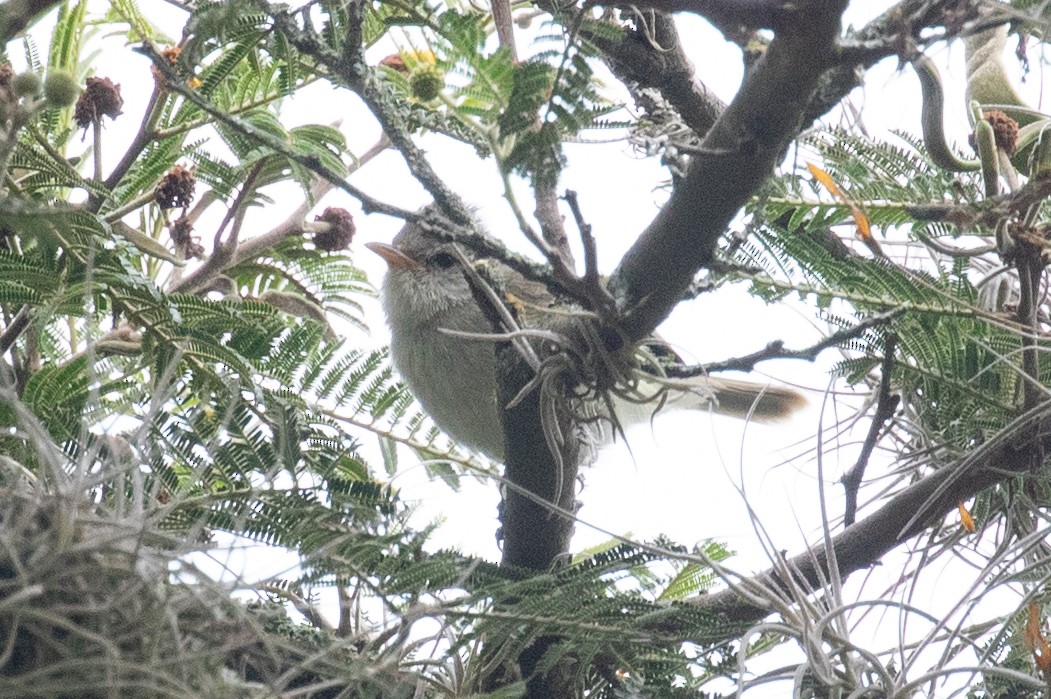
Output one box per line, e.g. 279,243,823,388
367,219,805,461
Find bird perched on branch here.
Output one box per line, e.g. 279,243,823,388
367,217,805,462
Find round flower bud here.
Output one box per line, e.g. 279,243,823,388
12,71,40,98
43,71,79,108
409,65,444,102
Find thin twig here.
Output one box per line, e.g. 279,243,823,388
135,42,411,220
562,190,614,319
0,306,31,355
670,310,902,376
170,135,390,295
535,182,573,269
171,161,263,294
258,0,473,226
841,333,899,527
101,80,165,194
91,119,103,183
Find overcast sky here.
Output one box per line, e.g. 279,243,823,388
44,1,1049,693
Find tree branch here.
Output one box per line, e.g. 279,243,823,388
611,0,798,32
668,310,901,376
134,42,411,220
585,10,725,140
675,404,1051,627
608,0,849,341
460,258,582,697
841,333,899,528
801,0,988,126
260,1,477,228
605,0,985,342
0,0,63,42
0,306,31,355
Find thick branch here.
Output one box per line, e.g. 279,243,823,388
680,407,1051,626
602,0,988,344
613,0,796,32
491,0,517,62
465,262,581,697
496,345,580,572
495,348,580,699
0,0,62,42
587,11,725,139
608,1,848,341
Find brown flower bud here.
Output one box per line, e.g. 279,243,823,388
74,76,123,128
313,207,355,251
983,110,1019,156
155,165,196,209
379,54,408,73
169,213,203,258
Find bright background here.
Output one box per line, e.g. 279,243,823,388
20,0,1049,693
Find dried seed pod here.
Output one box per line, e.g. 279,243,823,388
983,110,1019,156
74,76,123,127
0,63,14,90
169,214,203,258
155,165,196,209
379,54,408,73
313,207,355,251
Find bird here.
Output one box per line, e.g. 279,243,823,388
366,217,806,462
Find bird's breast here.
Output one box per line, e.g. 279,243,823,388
390,306,505,459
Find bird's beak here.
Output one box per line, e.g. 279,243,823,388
365,241,422,270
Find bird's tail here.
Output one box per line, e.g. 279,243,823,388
631,375,805,423
607,375,806,433
701,375,807,422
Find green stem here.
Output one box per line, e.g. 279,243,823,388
101,83,166,193
102,190,157,222
150,84,319,141
437,91,495,144
91,118,103,182
0,114,24,190
912,54,979,173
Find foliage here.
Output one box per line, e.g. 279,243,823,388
0,1,752,697
3,0,1051,697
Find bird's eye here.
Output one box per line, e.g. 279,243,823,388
431,252,457,269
